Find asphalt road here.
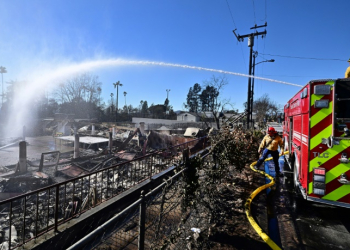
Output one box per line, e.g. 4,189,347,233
267,160,350,250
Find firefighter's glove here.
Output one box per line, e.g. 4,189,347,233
280,150,284,155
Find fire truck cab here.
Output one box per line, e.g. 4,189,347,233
283,78,350,208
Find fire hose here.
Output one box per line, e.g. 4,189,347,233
245,151,289,250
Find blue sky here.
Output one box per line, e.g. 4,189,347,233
0,0,349,113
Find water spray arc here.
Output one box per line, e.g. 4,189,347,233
92,59,302,87
2,58,302,138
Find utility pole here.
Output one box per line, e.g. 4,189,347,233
166,89,170,100
165,89,170,114
251,51,258,128
233,23,267,129
251,53,275,127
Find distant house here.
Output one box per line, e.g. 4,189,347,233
176,112,199,122
177,111,224,122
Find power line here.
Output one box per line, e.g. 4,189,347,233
225,0,247,70
251,0,256,24
225,0,237,29
260,53,346,61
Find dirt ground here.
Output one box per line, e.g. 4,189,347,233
207,165,270,250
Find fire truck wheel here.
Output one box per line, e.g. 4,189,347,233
291,195,301,214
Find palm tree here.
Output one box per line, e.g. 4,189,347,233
113,81,122,122
0,66,7,107
123,91,128,114
123,91,127,106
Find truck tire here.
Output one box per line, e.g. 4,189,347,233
291,194,300,214
292,159,302,213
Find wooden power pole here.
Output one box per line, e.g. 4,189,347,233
233,23,267,129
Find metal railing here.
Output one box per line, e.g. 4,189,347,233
0,136,209,249
69,150,211,250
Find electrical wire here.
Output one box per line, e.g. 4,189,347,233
260,53,346,61
225,0,237,30
251,0,256,24
225,0,247,70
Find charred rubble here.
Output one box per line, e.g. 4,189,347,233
0,124,206,200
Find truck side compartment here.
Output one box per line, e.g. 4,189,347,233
284,78,350,208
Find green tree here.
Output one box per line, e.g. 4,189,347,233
164,98,169,110
200,85,219,112
185,83,201,112
141,100,148,116
184,76,229,129
149,104,165,118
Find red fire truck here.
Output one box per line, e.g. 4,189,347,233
283,78,350,208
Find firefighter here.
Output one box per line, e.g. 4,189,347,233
256,127,284,177
346,58,350,78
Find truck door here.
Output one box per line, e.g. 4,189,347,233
289,117,293,159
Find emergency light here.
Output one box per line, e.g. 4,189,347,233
313,167,326,196
314,85,331,95
315,100,329,108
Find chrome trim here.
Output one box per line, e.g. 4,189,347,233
296,181,307,199
338,173,350,184
307,196,350,209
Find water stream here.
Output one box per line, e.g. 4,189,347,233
1,58,302,137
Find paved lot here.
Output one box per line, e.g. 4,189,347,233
262,156,350,250
0,136,74,167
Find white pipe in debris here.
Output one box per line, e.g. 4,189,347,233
140,122,145,135
112,127,116,138
91,124,95,135
19,141,27,173
74,134,80,159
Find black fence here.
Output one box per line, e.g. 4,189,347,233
0,137,209,249
68,150,211,250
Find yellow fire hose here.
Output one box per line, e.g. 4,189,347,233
245,151,289,250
